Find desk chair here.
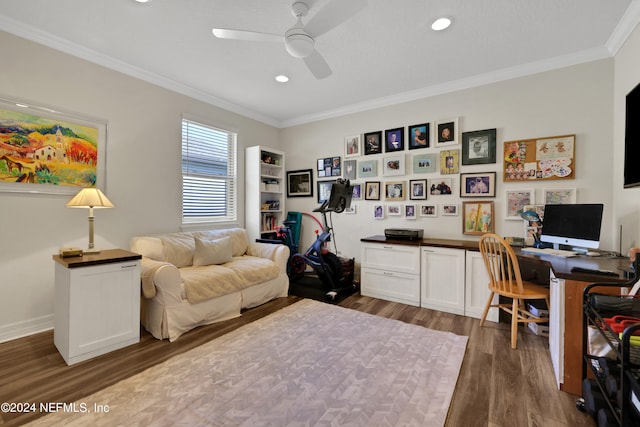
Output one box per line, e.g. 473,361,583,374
479,233,551,349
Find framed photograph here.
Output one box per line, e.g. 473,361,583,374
462,128,497,165
344,205,357,214
460,172,496,197
373,204,385,219
358,159,377,178
385,127,404,152
442,204,459,216
404,204,417,219
344,159,357,180
286,169,313,197
317,157,341,177
317,179,335,203
463,201,495,235
351,183,362,200
364,131,382,155
412,153,437,174
543,188,576,204
364,181,381,200
435,118,458,147
429,178,453,195
420,204,437,217
408,123,430,150
409,179,427,200
522,204,545,245
504,134,576,182
385,181,405,201
382,154,405,176
440,149,460,174
387,204,402,216
345,134,360,158
0,96,107,195
505,189,534,220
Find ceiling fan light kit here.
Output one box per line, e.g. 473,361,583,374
285,27,314,58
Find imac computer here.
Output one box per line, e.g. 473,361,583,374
540,203,604,252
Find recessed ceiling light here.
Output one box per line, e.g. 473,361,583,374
15,103,29,108
135,0,151,3
431,17,452,31
275,75,289,83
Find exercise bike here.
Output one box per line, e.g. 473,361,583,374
288,179,356,301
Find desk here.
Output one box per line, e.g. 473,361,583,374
361,235,631,396
513,249,630,396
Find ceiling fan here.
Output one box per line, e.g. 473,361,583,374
212,0,367,80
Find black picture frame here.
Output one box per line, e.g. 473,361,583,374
408,123,430,150
364,181,381,200
460,172,497,197
286,169,313,197
364,131,382,155
316,156,341,178
317,179,336,203
385,127,404,152
461,128,497,165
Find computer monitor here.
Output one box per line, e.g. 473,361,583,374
540,203,604,251
327,179,353,213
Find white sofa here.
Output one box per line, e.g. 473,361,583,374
130,228,289,341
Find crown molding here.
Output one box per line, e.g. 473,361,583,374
0,16,281,128
607,0,640,55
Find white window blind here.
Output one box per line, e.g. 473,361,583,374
181,118,237,223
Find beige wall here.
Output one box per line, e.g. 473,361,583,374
0,31,280,341
281,60,615,260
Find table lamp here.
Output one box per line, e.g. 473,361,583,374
66,188,114,254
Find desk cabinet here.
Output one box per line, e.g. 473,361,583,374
464,250,498,322
360,243,420,306
54,250,141,365
420,247,465,315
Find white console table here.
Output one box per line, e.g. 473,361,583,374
53,249,141,365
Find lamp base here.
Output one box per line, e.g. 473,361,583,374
83,248,102,254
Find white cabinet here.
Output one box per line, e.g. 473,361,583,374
360,243,420,306
246,146,285,243
420,247,466,315
464,250,498,322
54,250,141,365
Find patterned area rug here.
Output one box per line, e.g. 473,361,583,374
30,299,468,427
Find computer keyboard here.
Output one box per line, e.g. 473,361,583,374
520,247,578,258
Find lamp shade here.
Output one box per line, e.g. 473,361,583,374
66,188,114,209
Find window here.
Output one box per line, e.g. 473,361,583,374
181,118,237,224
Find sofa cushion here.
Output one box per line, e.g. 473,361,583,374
160,233,196,268
130,236,164,261
193,236,233,267
194,228,248,257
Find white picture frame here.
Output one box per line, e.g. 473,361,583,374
345,134,361,158
404,204,417,219
435,117,459,147
382,154,405,176
543,188,576,204
387,204,402,216
373,204,384,219
420,204,437,217
505,189,534,220
442,204,459,216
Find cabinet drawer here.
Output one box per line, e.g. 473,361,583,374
361,243,420,274
360,267,420,306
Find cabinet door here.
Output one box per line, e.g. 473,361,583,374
420,247,465,315
360,268,420,306
361,243,420,275
68,261,140,359
464,251,498,322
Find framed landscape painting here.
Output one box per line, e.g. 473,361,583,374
0,97,107,195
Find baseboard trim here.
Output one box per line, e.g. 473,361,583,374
0,315,53,344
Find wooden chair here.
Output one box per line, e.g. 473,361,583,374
478,233,550,349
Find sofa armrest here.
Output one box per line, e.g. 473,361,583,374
140,257,182,301
246,242,290,274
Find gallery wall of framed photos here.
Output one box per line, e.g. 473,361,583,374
304,119,579,236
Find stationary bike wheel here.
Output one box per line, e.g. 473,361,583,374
322,252,343,284
289,254,307,276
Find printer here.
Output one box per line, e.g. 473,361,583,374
384,228,424,241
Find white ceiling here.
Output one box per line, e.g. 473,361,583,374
1,0,639,128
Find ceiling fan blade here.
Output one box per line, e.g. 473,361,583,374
305,0,367,37
212,28,283,43
303,50,332,79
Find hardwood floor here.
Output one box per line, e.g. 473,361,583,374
0,294,594,426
